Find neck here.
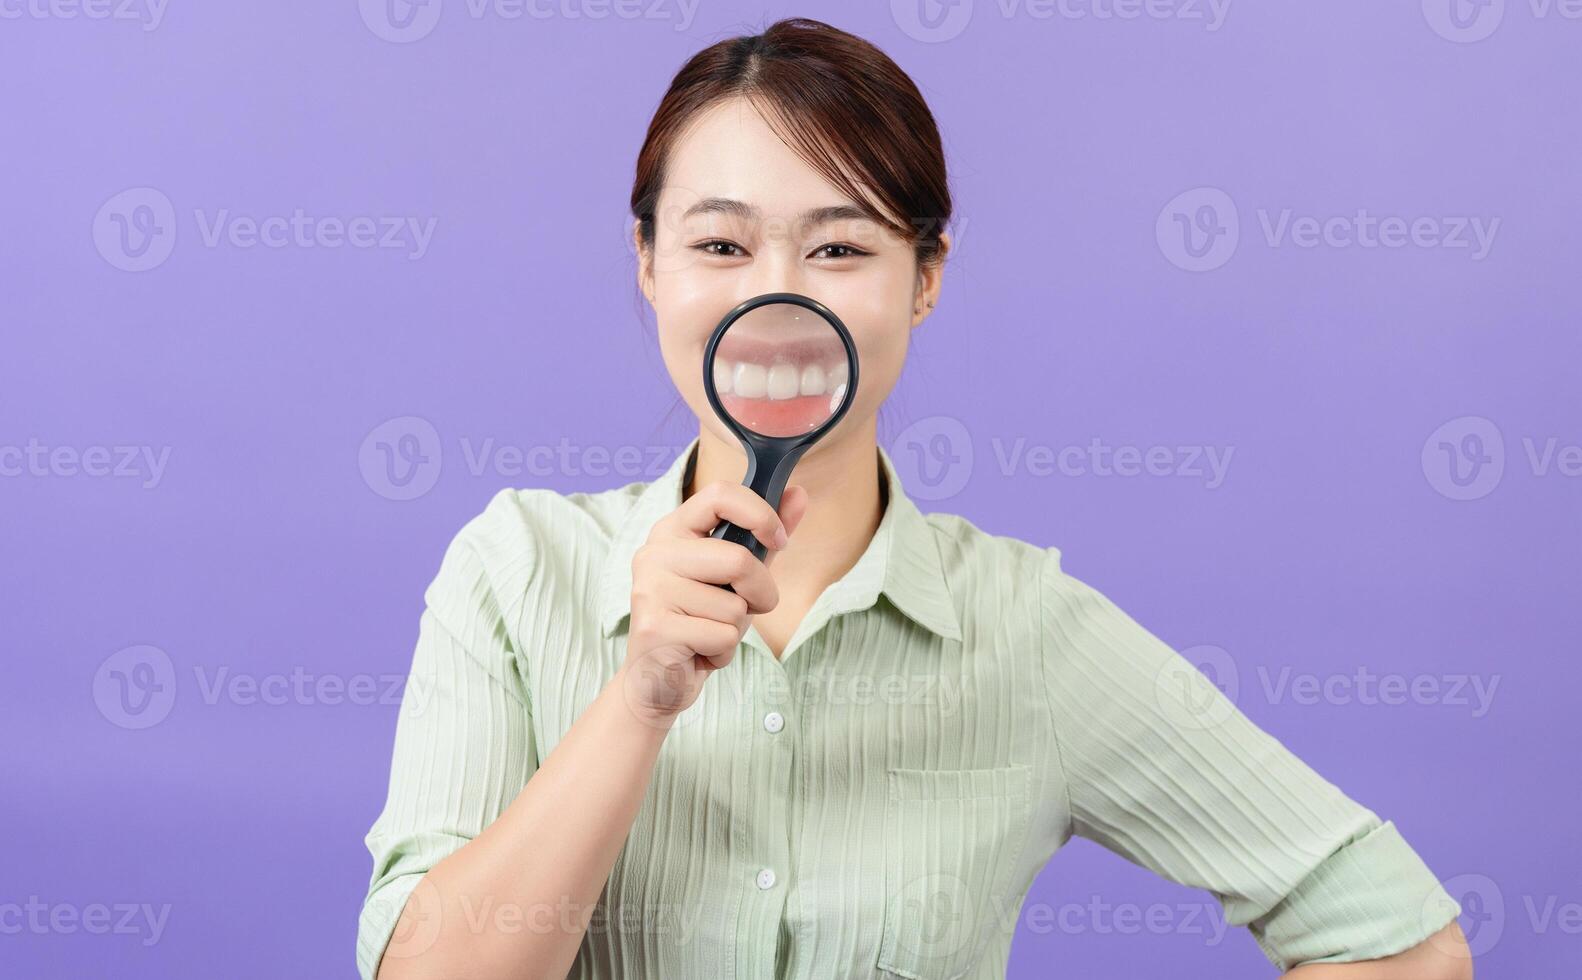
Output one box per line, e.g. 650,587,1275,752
686,420,885,592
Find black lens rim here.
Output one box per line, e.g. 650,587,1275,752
701,291,860,450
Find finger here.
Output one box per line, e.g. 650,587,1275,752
781,484,811,536
653,608,742,663
660,538,779,614
661,480,788,552
763,485,810,570
668,575,752,630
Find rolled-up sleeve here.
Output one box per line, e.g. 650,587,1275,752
355,490,540,980
1037,546,1460,972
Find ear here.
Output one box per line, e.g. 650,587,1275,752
634,220,655,306
910,230,951,328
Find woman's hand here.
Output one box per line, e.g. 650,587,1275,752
620,479,810,721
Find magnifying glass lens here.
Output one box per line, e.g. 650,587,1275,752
710,302,850,439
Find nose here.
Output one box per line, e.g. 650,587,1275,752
741,249,809,299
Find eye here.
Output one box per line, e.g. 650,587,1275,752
812,243,871,260
693,239,747,258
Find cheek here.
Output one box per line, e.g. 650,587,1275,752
820,281,913,386
654,273,744,354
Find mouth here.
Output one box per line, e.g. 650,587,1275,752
710,339,851,437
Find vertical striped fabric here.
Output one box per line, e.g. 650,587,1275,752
356,436,1459,979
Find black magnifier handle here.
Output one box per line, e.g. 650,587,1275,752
711,519,770,566
708,442,806,586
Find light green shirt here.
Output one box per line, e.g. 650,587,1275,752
357,436,1459,980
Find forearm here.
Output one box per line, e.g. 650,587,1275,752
377,665,672,980
1280,922,1473,980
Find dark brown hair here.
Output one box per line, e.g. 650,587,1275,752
630,17,952,269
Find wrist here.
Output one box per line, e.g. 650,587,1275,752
607,663,683,738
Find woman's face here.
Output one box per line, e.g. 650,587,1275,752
636,97,946,454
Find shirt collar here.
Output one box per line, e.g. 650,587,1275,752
596,436,962,643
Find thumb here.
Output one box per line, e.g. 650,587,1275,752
779,484,811,538
762,485,810,569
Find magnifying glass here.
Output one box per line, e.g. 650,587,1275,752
703,292,859,567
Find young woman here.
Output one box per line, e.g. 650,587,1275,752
356,18,1472,980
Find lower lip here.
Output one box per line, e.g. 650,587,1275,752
720,391,842,437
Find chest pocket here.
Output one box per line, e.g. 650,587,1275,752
877,764,1032,980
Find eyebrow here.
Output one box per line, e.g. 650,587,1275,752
680,197,874,227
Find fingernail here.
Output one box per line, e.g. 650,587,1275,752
774,526,789,549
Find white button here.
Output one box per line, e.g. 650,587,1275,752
762,711,785,734
756,868,777,890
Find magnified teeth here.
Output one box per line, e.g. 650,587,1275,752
733,362,768,399
716,358,847,400
767,363,800,400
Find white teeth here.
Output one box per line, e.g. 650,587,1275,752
767,363,800,400
715,358,846,399
733,362,767,399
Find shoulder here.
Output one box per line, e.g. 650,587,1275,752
904,508,1065,647
915,507,1133,659
423,478,651,629
916,507,1062,597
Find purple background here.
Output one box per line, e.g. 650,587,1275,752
3,1,1577,976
